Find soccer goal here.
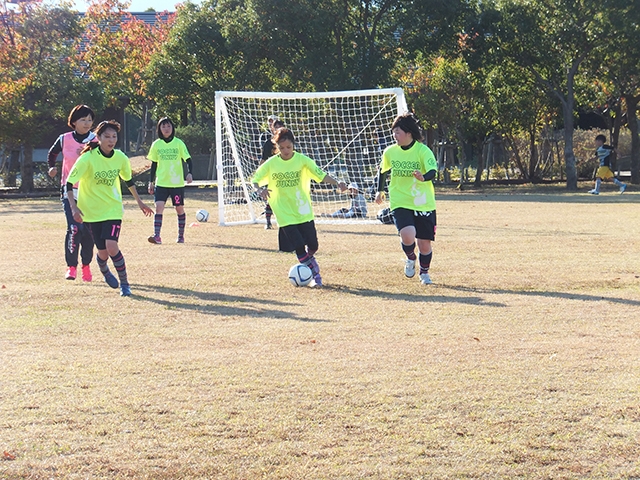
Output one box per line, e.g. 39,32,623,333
215,88,407,226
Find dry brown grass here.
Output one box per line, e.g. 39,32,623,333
1,184,639,479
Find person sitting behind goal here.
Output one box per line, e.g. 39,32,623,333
325,182,368,218
589,134,626,195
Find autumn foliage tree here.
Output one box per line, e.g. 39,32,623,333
81,0,174,146
0,0,88,191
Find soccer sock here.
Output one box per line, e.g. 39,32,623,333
595,178,602,192
297,252,310,264
96,254,110,275
306,249,320,276
419,252,433,274
154,213,163,237
177,213,186,239
613,178,623,186
402,242,417,261
296,251,317,274
110,251,129,287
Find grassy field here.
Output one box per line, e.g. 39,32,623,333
1,185,639,479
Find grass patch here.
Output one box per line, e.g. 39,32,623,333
1,184,639,478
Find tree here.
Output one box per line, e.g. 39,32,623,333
596,1,640,184
475,0,610,190
483,59,560,182
397,55,494,186
220,0,402,90
147,1,237,118
147,0,468,120
0,0,91,192
81,0,174,146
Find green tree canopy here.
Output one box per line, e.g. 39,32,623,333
466,0,613,189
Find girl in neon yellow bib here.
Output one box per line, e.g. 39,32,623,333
253,128,347,286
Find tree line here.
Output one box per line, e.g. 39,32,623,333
1,0,638,192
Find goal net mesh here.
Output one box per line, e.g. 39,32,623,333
215,88,407,226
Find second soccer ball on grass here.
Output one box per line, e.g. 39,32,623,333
195,209,209,222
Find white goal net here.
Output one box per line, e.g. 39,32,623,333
215,88,407,226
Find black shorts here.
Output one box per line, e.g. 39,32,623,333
87,220,122,250
392,208,436,241
154,186,185,206
278,221,319,253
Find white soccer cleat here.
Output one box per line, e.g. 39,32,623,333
588,189,599,195
404,259,416,278
420,273,432,285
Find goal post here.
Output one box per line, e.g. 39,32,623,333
215,88,407,226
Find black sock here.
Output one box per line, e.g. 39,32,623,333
419,252,432,274
402,242,417,260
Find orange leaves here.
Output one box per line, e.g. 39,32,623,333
2,451,16,461
81,4,175,101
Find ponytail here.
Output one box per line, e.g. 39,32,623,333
80,141,99,155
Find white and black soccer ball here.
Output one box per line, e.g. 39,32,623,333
195,209,209,222
288,263,313,287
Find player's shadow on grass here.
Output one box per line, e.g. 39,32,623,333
439,284,640,307
325,284,506,307
131,284,329,323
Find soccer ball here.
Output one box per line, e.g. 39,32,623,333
195,209,209,222
288,263,313,287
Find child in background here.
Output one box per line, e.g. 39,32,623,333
47,105,96,281
66,120,154,296
589,134,627,195
262,118,285,162
147,117,193,244
253,127,347,286
259,114,279,147
260,118,285,229
325,182,368,218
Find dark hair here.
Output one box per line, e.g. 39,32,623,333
68,105,95,128
595,134,607,143
391,112,423,141
273,127,294,145
81,120,121,154
157,117,175,140
273,120,285,129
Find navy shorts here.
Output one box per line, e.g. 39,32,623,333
278,221,319,253
87,220,122,250
154,186,185,206
392,208,436,241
